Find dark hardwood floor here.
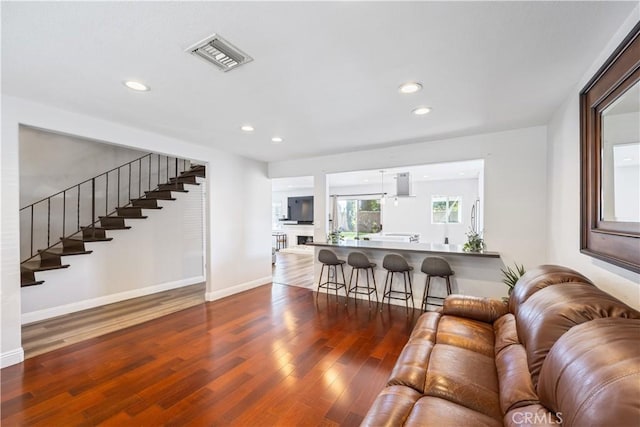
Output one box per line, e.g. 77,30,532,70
2,282,420,426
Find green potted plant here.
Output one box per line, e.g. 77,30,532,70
327,230,344,244
501,263,526,296
462,229,485,252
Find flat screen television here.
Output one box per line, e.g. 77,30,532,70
287,196,314,223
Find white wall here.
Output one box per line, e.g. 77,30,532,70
1,95,272,367
546,9,640,310
19,126,146,206
22,186,205,323
270,126,548,272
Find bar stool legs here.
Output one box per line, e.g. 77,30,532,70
317,249,348,305
420,256,455,311
347,265,378,308
347,252,378,308
381,254,414,313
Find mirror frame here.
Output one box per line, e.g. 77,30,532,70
580,22,640,273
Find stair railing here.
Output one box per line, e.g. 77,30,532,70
20,153,191,263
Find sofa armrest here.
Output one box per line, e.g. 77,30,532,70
442,295,509,324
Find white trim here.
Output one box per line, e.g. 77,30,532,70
21,276,205,325
205,276,271,301
1,347,24,368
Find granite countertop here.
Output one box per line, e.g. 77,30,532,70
307,240,500,258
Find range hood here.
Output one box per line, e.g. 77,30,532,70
396,172,414,197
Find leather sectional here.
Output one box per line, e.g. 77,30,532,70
361,265,640,426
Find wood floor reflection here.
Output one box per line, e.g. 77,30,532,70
3,283,420,426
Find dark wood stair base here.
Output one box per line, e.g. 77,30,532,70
131,198,163,209
22,261,70,273
158,183,189,192
44,247,93,257
144,191,176,200
116,207,146,218
169,175,199,185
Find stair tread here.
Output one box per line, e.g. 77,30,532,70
44,248,93,256
101,225,132,230
21,280,45,287
83,237,114,242
101,215,148,219
22,262,71,272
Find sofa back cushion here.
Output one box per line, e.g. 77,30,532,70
515,282,640,387
508,265,593,316
537,318,640,426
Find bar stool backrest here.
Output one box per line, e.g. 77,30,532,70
348,252,372,268
383,254,411,272
318,249,340,265
421,256,454,276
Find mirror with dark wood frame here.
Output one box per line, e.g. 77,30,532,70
580,22,640,273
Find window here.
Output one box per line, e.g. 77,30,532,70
272,201,283,229
335,197,381,239
432,196,461,224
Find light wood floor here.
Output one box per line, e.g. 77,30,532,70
3,282,420,426
21,252,314,359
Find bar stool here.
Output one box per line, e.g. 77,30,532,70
421,256,454,311
381,254,414,311
317,249,348,304
347,252,378,307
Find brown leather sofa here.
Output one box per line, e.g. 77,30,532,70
361,265,640,426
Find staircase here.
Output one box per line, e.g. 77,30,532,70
20,155,205,287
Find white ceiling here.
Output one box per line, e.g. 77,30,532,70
2,2,636,163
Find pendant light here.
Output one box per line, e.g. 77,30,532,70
380,170,386,205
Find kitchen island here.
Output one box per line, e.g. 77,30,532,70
307,240,505,309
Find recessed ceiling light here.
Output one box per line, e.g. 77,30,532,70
271,136,283,143
423,175,429,178
459,172,465,176
399,82,422,94
241,125,254,132
123,81,150,91
363,179,369,183
623,157,633,161
412,106,432,116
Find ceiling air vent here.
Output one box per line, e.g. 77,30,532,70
186,33,253,72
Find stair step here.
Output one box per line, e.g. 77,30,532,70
144,191,176,200
21,267,45,287
158,183,188,192
169,175,199,185
82,226,109,239
131,199,163,209
82,236,114,243
99,216,126,228
44,247,93,257
60,237,86,250
180,169,206,178
22,260,70,273
115,207,147,218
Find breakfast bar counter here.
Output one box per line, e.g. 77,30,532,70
307,240,505,308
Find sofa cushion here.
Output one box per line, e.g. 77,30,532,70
360,385,422,427
495,344,539,414
436,315,495,357
409,312,441,341
516,282,640,387
424,344,502,420
442,295,509,324
405,396,502,427
537,318,640,427
508,264,593,316
493,313,519,355
387,339,434,393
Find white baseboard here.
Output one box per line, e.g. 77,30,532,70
205,276,271,301
1,347,24,368
22,276,205,325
